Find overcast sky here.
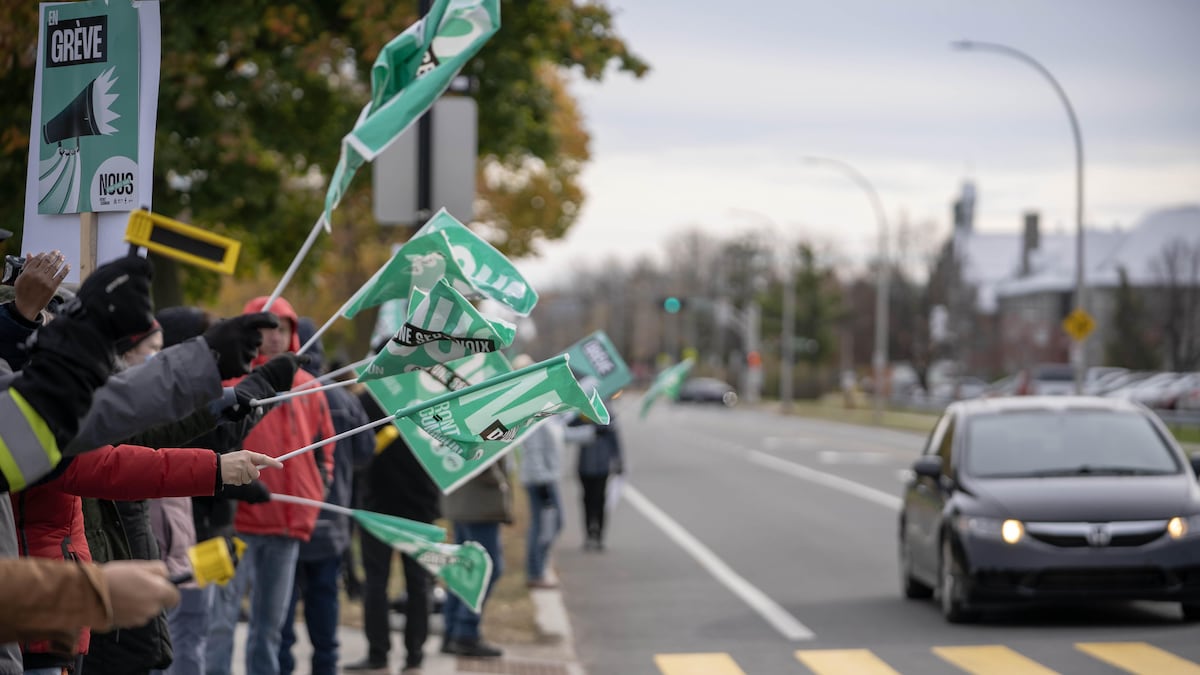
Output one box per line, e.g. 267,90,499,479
513,0,1200,287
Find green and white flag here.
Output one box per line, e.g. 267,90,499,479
640,358,695,418
358,279,515,382
355,510,492,612
323,0,500,226
562,331,632,400
369,353,608,493
342,210,537,318
412,209,539,316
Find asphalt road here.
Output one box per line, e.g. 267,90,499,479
554,399,1200,675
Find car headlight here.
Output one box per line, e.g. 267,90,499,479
1168,515,1200,540
956,516,1024,544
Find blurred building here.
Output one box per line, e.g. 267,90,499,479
936,197,1200,376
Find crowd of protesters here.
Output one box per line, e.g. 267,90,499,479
0,241,626,675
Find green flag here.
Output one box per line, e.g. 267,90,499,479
341,211,538,318
562,331,632,400
358,280,515,382
355,510,492,612
384,354,608,493
412,209,539,315
640,359,695,418
323,0,500,225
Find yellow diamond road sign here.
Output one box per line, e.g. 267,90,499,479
1062,308,1095,342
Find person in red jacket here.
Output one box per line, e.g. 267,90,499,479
206,296,336,675
11,443,279,673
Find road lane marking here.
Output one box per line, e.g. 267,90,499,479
933,645,1060,674
746,450,903,510
796,648,901,674
655,653,747,675
1076,642,1200,674
623,484,815,641
818,450,890,465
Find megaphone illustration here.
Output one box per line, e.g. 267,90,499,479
42,66,120,145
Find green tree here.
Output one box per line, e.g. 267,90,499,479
1107,266,1160,370
0,1,647,336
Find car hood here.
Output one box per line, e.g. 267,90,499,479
968,475,1197,521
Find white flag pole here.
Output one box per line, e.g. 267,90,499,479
249,378,356,407
275,415,396,463
315,358,371,384
271,493,355,516
263,214,327,313
296,294,356,356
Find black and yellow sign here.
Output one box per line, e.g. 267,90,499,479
125,210,240,275
1062,307,1095,342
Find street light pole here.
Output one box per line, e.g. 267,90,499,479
803,156,889,424
952,40,1086,393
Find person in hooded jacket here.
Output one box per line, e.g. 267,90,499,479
206,297,336,675
278,319,374,675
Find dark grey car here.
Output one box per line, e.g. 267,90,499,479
898,396,1200,623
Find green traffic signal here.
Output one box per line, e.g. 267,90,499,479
663,296,682,313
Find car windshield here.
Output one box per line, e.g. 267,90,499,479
964,410,1180,478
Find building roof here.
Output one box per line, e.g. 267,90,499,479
955,205,1200,312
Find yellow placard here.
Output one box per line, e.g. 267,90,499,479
1062,307,1095,342
124,210,241,275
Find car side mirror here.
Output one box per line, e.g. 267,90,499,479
912,455,943,479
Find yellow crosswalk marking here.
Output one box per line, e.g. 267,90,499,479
1077,642,1200,674
795,648,902,674
655,653,747,675
933,645,1060,675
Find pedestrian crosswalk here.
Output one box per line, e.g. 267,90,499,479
654,642,1200,674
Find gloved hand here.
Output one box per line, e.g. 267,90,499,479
253,353,301,392
63,255,154,342
222,479,271,504
226,371,274,422
203,312,278,380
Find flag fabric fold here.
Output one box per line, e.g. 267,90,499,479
355,510,492,612
364,353,607,493
341,209,537,319
323,0,501,226
357,279,516,382
640,358,695,418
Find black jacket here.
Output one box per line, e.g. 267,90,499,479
358,392,441,523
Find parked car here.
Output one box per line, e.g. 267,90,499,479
1014,363,1076,396
898,396,1200,623
676,377,738,407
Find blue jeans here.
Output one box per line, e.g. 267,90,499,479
205,534,300,675
153,585,214,675
279,555,342,675
442,522,503,642
524,483,562,581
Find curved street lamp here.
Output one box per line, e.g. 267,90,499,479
952,39,1087,393
802,156,889,423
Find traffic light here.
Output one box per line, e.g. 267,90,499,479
662,296,683,314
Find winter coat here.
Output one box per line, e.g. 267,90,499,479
232,297,335,542
570,412,624,478
518,419,565,486
358,392,441,523
151,497,194,581
300,384,374,561
11,444,218,668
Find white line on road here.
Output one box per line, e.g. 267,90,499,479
746,450,903,510
621,483,816,641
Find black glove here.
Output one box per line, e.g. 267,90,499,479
254,353,301,392
226,371,274,422
222,479,271,504
203,312,279,380
63,256,154,343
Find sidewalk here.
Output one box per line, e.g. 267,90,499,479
232,586,584,675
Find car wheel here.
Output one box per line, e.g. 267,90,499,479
1182,603,1200,622
722,391,738,407
939,538,978,623
899,531,933,599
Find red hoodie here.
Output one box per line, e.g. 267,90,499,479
231,296,335,541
